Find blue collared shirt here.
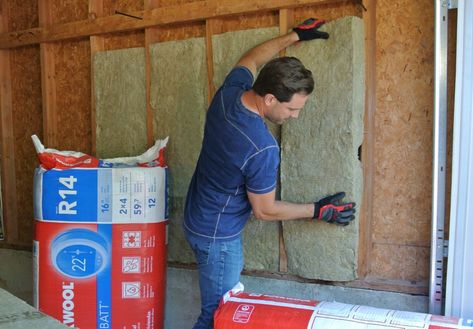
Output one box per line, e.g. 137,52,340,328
184,66,279,240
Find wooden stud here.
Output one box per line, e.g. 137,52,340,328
359,0,376,278
205,19,216,104
0,0,345,49
144,36,154,147
145,0,161,147
39,0,58,148
0,1,18,244
89,1,106,156
279,9,294,57
277,9,294,273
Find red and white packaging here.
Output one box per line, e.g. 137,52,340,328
32,136,169,329
214,284,469,329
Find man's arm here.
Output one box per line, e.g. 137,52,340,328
248,189,356,225
236,32,299,78
247,189,314,221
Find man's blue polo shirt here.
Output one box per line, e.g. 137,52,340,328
184,66,279,241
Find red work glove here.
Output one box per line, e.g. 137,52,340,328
293,18,330,41
313,192,355,226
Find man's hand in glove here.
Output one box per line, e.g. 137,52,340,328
313,192,355,226
293,18,330,41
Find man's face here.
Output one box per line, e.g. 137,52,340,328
264,92,310,125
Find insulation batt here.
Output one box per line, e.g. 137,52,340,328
214,284,470,328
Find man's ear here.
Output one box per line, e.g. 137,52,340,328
263,94,277,106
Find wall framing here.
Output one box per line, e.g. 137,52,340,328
0,0,440,296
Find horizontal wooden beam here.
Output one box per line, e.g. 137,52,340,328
0,0,344,49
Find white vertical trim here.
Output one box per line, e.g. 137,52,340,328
445,0,473,320
430,0,449,315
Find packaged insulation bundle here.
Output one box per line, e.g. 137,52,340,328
214,284,470,329
32,135,169,329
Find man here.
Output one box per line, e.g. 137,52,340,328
184,18,356,329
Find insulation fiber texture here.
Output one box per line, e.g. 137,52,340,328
150,38,207,264
94,47,147,158
281,16,365,281
212,28,280,271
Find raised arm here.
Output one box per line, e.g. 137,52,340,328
236,18,329,77
236,32,299,78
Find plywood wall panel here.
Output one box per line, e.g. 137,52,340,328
103,31,145,50
112,0,144,11
8,0,38,31
294,1,361,23
370,244,430,282
10,46,42,243
102,0,145,50
445,9,457,239
210,12,277,35
371,0,434,281
152,22,204,43
53,39,92,154
51,0,88,24
147,0,205,42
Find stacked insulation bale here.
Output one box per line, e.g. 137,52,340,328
32,136,169,329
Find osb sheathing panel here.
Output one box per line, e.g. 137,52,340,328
94,47,148,158
370,244,430,282
5,0,40,245
372,0,434,281
10,46,42,243
445,10,457,238
104,31,145,51
53,40,92,154
281,17,364,281
209,13,276,35
8,0,38,31
150,38,207,264
51,0,88,24
151,22,204,43
103,0,145,50
212,27,280,272
293,1,361,22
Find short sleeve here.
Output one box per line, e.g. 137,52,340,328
243,146,279,194
223,66,254,90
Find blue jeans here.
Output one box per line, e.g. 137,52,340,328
185,232,244,329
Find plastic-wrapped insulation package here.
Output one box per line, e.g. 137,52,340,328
32,135,169,329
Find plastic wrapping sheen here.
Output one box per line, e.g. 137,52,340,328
33,166,168,329
214,291,467,329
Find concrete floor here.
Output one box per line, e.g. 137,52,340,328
0,249,429,329
164,267,428,329
0,288,67,329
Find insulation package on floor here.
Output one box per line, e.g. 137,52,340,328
214,285,471,329
32,136,169,329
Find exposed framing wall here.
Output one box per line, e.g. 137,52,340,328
0,0,445,296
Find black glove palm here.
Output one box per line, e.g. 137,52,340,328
313,192,355,226
293,18,330,41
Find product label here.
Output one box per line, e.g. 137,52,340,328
35,167,167,223
35,221,167,329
